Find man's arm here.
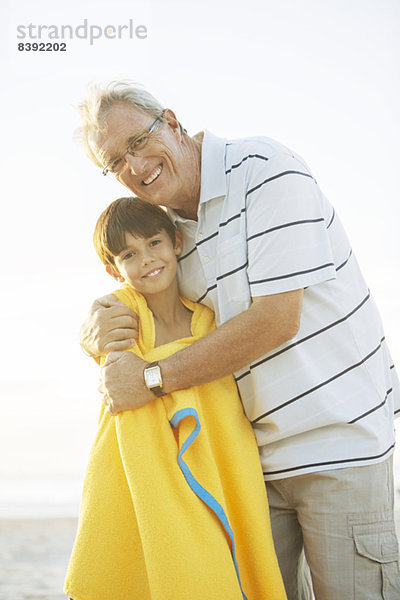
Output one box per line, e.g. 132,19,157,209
101,289,303,413
161,289,303,392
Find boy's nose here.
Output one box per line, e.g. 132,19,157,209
141,251,155,266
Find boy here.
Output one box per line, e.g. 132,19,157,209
64,197,287,600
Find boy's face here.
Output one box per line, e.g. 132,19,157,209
107,229,182,298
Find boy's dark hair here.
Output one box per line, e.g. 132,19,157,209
94,196,177,267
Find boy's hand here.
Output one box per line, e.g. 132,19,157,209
101,351,154,414
80,294,138,358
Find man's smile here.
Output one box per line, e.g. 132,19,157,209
143,164,163,186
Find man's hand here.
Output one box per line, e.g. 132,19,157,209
101,351,155,414
80,294,139,358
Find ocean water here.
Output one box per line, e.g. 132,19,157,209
1,427,400,520
1,467,399,522
1,427,399,520
0,475,82,520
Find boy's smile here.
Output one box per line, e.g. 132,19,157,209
142,266,164,280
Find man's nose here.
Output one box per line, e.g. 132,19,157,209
124,153,147,176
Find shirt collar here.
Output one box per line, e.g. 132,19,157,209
199,130,227,205
167,130,227,224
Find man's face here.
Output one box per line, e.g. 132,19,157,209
91,103,190,210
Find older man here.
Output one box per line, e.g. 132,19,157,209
78,82,400,599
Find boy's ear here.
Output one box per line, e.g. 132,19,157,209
174,230,183,256
106,265,125,283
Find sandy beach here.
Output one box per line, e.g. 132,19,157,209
1,503,399,600
0,518,77,600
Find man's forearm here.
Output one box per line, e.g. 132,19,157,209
160,289,303,393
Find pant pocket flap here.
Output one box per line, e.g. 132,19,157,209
354,531,399,563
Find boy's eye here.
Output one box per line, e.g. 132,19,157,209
150,239,161,247
122,251,135,260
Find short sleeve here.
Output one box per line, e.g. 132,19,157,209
245,152,337,296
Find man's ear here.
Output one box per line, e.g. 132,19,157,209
174,230,183,257
163,108,181,136
106,265,124,282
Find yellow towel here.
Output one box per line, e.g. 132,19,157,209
65,285,286,600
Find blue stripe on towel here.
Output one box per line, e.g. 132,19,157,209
170,407,248,600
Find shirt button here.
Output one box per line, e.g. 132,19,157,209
197,233,203,241
204,256,210,263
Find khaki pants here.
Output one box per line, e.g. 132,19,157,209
265,457,400,600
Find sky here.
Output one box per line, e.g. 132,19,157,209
1,0,399,516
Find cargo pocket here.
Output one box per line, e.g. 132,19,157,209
353,525,400,600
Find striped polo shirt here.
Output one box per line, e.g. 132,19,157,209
168,131,400,480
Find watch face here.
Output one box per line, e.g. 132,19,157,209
146,366,161,387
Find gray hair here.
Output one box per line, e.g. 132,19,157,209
75,80,165,167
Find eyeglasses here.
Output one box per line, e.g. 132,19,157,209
102,116,163,177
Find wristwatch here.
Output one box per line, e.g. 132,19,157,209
143,361,165,397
